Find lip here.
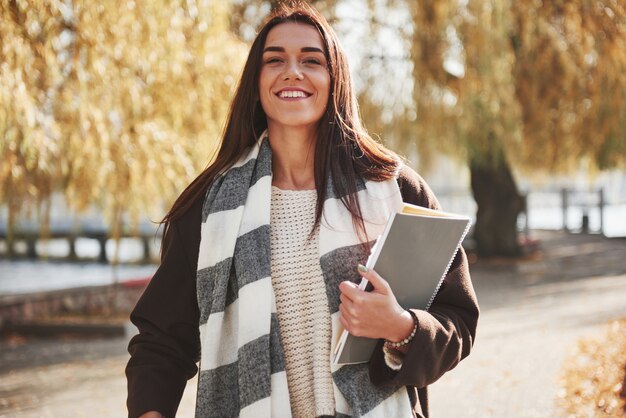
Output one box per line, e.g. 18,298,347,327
274,87,313,99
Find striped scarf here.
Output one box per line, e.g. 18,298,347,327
196,133,413,417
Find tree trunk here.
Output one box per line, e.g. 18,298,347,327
470,157,524,257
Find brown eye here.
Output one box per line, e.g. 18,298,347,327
303,58,322,65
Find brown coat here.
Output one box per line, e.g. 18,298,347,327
126,166,479,418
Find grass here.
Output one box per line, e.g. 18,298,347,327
559,318,626,417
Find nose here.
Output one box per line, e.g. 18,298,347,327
282,61,304,80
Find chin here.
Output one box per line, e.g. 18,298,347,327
270,115,324,129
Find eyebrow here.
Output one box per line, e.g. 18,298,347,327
263,46,325,54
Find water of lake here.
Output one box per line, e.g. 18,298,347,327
0,204,624,295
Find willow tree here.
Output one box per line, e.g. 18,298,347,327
0,0,69,251
348,0,625,256
0,0,246,254
407,0,626,256
408,0,526,257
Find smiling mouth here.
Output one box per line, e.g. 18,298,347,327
276,90,312,99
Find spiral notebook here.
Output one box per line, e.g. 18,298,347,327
332,202,471,365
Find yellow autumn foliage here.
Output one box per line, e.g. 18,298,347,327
559,318,626,417
3,0,626,241
363,0,626,173
0,0,247,234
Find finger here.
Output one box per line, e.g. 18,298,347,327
339,290,369,309
357,264,390,293
339,293,352,306
339,300,357,319
339,308,362,336
339,304,353,324
339,280,361,301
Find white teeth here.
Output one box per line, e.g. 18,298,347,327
279,90,307,98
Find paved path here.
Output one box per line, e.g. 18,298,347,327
430,231,626,417
1,231,625,417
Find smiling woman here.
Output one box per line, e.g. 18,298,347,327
125,2,478,418
259,22,331,191
259,23,330,136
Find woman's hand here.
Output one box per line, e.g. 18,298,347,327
338,264,415,342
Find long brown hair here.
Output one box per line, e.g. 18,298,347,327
161,1,401,245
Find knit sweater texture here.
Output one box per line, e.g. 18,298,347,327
270,186,336,416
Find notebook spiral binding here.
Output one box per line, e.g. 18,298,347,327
425,220,472,311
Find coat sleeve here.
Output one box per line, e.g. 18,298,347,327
125,199,203,418
369,166,480,389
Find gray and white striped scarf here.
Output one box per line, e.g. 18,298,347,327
195,132,413,417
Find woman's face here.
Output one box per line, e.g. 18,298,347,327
259,22,331,131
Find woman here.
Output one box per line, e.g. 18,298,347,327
126,3,478,418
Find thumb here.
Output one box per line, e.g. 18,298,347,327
357,264,390,294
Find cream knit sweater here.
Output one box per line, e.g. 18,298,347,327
270,186,336,417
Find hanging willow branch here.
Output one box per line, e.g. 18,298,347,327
0,0,248,242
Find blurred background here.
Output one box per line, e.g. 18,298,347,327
1,0,625,417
